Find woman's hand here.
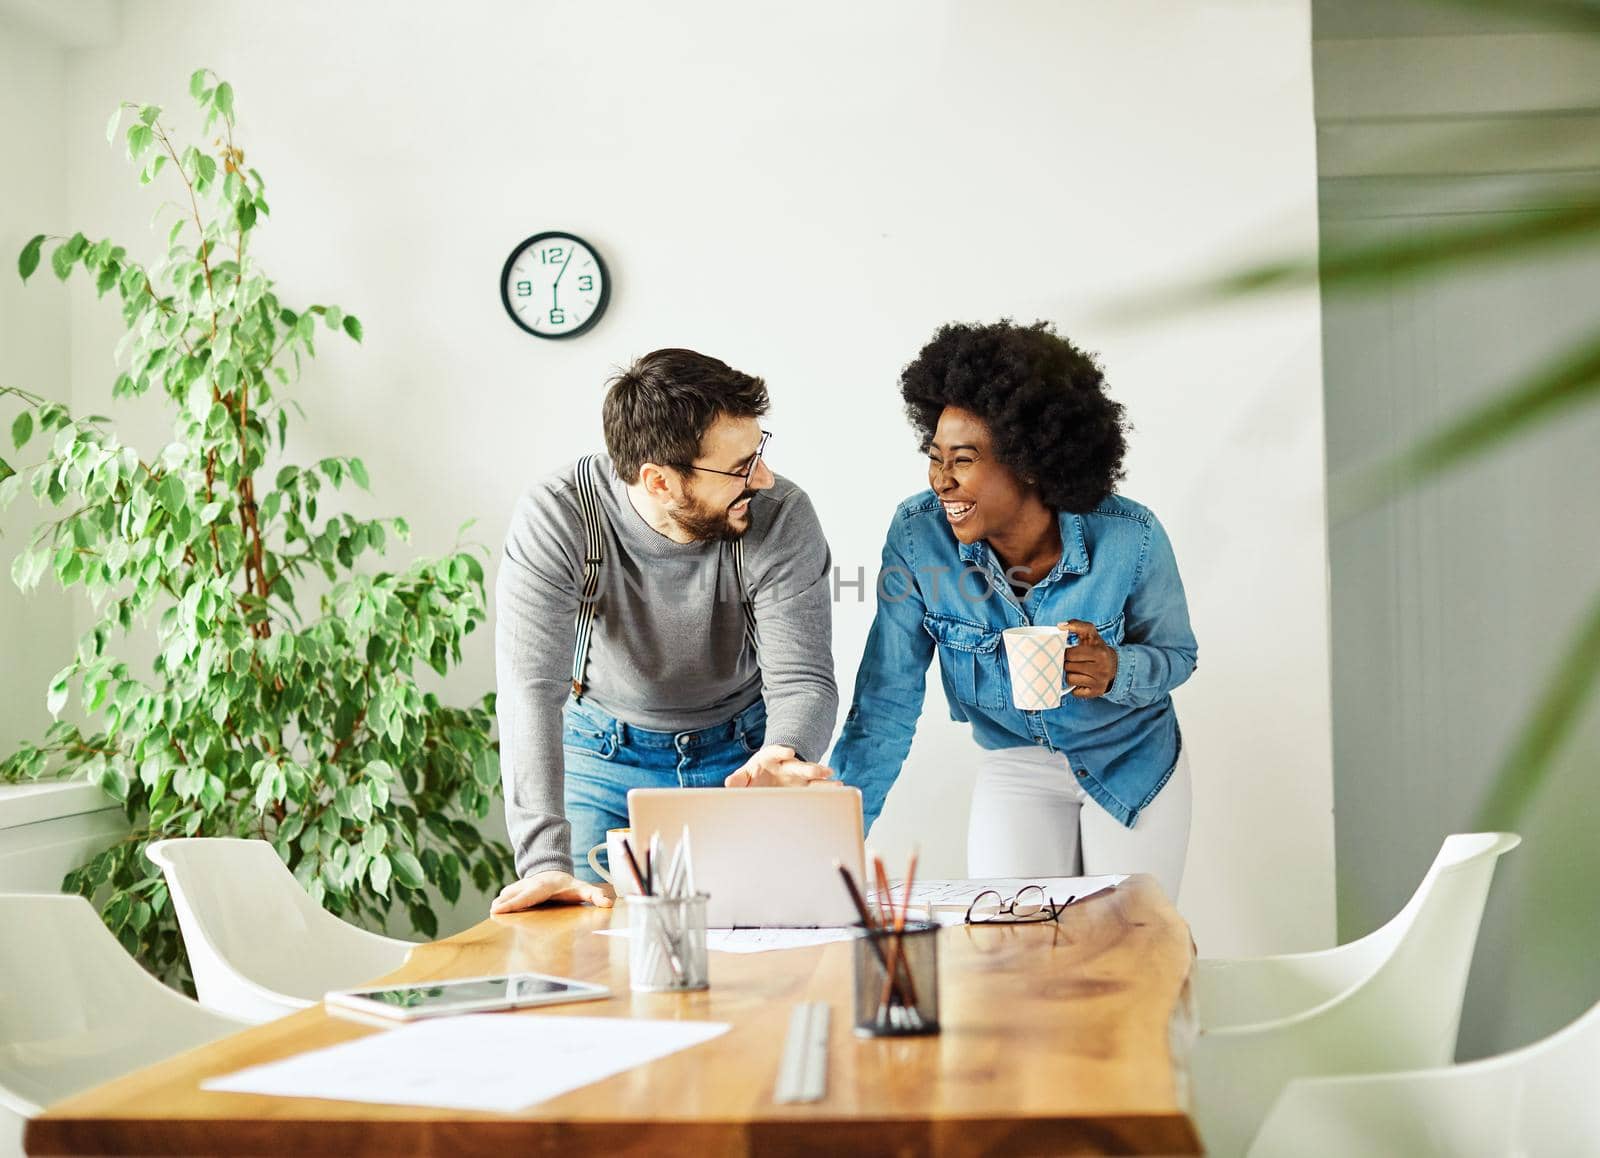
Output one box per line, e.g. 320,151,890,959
1060,620,1118,698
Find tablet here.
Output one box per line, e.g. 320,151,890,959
324,972,610,1022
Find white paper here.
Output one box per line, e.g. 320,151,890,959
202,1014,729,1112
597,926,856,953
598,912,966,954
870,874,1127,911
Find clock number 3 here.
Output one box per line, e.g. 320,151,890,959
577,275,594,292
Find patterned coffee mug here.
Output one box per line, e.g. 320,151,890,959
1001,626,1068,710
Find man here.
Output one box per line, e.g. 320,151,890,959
491,348,839,913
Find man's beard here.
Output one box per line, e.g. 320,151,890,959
668,487,758,542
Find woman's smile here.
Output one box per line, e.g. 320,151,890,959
941,498,977,525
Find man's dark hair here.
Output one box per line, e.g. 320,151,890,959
603,348,770,481
900,320,1127,513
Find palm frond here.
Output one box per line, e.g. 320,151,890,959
1474,584,1600,827
1422,0,1600,38
1111,199,1600,321
1332,327,1600,518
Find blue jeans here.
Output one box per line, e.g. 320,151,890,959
563,697,767,883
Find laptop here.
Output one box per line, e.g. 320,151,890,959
626,787,865,928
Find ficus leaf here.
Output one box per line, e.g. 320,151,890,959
369,853,392,897
51,243,76,281
18,234,45,282
391,849,426,890
46,668,72,716
125,122,154,161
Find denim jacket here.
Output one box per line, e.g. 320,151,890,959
830,490,1197,834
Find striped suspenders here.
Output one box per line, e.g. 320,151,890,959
730,537,761,658
569,455,606,699
568,456,760,701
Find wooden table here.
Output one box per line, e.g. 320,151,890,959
28,874,1198,1156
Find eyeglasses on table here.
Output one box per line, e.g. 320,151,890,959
963,884,1077,925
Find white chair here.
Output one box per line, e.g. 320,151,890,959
1250,997,1600,1157
0,894,249,1158
146,837,415,1023
1191,832,1520,1157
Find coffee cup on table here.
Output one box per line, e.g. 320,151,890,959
1001,626,1069,710
587,827,641,898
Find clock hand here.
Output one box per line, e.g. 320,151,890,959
553,246,576,288
551,246,576,312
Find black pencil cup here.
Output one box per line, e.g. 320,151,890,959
851,920,940,1037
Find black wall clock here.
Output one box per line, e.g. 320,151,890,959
500,231,610,339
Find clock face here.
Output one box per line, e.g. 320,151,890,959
500,231,610,339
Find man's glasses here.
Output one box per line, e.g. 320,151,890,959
963,884,1075,925
678,430,772,487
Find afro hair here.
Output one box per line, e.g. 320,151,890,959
900,320,1127,513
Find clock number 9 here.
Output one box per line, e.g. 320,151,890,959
515,281,532,298
541,247,566,264
549,308,566,325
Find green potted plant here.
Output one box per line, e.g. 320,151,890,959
1,71,512,985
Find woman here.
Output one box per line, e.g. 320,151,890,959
828,321,1197,899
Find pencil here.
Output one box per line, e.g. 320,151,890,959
620,837,648,896
878,851,921,1017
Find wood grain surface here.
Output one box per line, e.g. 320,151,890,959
27,874,1198,1156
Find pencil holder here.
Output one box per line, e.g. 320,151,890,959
852,920,940,1036
628,893,710,992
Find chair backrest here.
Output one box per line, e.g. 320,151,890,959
146,837,412,1018
0,894,244,1117
1194,833,1520,1157
1250,998,1600,1157
1199,832,1521,1030
1513,996,1600,1147
1347,832,1521,1067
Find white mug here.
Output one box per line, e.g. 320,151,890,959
587,827,641,897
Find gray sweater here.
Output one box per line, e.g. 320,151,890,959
494,454,839,877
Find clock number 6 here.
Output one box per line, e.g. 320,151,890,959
549,308,566,325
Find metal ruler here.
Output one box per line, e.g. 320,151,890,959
774,1002,830,1103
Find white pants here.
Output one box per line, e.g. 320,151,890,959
967,744,1191,904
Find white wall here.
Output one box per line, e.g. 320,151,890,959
42,0,1333,954
0,15,75,762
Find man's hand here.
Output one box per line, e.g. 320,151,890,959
490,869,614,914
724,743,841,788
1061,619,1119,698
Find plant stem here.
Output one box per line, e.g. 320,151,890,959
153,122,218,340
